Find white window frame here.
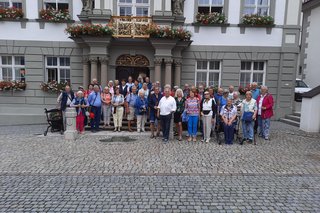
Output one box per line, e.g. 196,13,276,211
118,0,150,16
243,0,270,16
0,0,22,8
43,0,69,10
0,55,25,81
195,60,221,87
198,0,224,14
45,56,71,83
239,61,266,87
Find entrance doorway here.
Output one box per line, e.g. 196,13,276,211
115,54,150,81
116,66,150,81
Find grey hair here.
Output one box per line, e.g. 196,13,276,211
233,91,239,96
260,85,268,90
175,88,184,97
164,84,171,89
138,89,145,95
93,85,99,89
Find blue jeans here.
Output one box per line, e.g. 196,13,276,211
90,106,101,131
258,116,270,138
188,115,199,137
242,120,254,140
223,123,235,144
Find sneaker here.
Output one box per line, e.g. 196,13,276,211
113,128,117,132
137,129,141,133
201,139,204,142
240,138,246,145
118,127,121,132
142,129,145,132
193,137,197,142
206,139,210,143
163,139,168,143
265,137,269,140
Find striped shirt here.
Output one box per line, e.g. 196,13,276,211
186,98,200,116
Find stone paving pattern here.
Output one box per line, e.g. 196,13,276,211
0,122,319,212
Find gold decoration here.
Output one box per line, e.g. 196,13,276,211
116,55,150,67
110,16,152,38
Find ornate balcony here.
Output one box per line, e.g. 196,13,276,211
110,16,152,38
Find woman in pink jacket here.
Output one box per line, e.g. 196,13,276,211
256,86,274,140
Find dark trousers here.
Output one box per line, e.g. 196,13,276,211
223,123,235,144
90,106,101,131
160,114,172,140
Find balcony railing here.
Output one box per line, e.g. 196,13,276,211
110,16,152,38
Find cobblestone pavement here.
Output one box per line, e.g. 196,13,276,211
0,122,319,212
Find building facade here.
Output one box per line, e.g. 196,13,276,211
301,0,320,88
0,0,301,125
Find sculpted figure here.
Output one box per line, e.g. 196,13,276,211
173,0,185,15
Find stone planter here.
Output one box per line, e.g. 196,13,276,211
238,23,276,34
192,22,230,33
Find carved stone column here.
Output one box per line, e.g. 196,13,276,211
154,58,162,84
90,58,98,81
164,58,173,86
82,57,89,87
174,59,182,87
100,57,109,88
64,108,78,141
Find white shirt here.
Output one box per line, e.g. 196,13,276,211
202,98,214,116
220,105,237,120
258,94,266,115
228,92,234,100
158,96,177,116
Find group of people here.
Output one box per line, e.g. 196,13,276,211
57,76,274,144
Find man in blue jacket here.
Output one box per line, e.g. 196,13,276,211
87,85,102,132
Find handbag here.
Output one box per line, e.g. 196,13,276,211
203,110,211,115
242,111,254,122
182,110,189,122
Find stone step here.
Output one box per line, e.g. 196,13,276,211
293,112,301,117
85,125,151,131
279,118,300,127
285,114,301,122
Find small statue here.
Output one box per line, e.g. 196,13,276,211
81,0,94,12
172,0,185,16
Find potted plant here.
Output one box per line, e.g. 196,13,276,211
195,12,228,25
40,81,70,93
0,80,26,91
240,14,274,26
65,24,114,37
146,25,191,41
39,8,72,22
0,7,24,20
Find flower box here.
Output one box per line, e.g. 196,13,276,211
40,81,70,93
0,80,26,91
66,24,114,37
0,7,24,20
195,12,228,25
241,14,274,26
146,25,191,41
39,9,72,22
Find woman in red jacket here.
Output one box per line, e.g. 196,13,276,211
256,86,274,140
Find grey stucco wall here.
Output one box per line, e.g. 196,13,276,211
0,40,297,120
0,40,83,109
181,45,298,119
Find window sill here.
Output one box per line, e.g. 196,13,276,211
36,19,75,29
0,18,28,28
238,24,276,34
192,22,230,34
